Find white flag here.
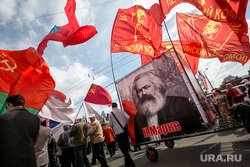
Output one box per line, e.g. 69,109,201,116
39,96,76,124
83,101,104,123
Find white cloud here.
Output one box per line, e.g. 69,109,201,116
49,62,109,104
0,0,17,23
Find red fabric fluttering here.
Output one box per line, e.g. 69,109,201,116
37,0,97,56
0,47,55,110
111,4,166,58
141,41,199,74
84,84,112,107
176,13,250,65
122,100,137,145
159,0,249,42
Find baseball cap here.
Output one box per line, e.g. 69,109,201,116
88,114,95,118
76,116,82,120
241,79,248,83
244,81,250,86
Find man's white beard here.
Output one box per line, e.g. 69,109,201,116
137,91,166,117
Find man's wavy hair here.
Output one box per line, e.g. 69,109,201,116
132,71,166,104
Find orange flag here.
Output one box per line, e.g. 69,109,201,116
159,0,248,41
176,13,250,65
84,84,112,106
111,4,166,58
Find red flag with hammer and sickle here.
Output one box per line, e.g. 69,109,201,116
84,84,112,107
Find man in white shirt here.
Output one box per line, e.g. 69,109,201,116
109,102,136,167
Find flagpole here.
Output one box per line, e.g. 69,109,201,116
164,21,203,92
163,21,196,79
110,52,123,109
163,21,210,124
163,21,190,79
74,101,83,120
163,20,211,97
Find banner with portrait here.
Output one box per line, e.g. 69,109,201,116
159,0,248,42
117,50,211,145
111,4,165,58
177,13,250,65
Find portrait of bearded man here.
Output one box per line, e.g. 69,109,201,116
132,71,204,143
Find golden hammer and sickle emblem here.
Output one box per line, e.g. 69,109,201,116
119,13,127,21
0,53,17,73
89,86,96,94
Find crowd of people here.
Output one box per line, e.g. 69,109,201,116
0,95,136,167
2,79,249,167
208,79,250,123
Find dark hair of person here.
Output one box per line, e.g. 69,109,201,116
112,102,117,108
63,124,69,131
6,94,25,107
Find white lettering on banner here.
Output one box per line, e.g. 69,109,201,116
200,154,242,162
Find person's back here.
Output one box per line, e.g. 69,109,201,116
109,107,129,136
34,125,52,167
0,95,40,167
109,102,135,167
103,125,116,157
48,137,60,167
70,118,90,167
103,126,115,144
70,120,87,147
58,127,76,167
58,129,74,149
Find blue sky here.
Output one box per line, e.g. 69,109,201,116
0,0,249,117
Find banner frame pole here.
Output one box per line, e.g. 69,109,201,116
74,101,83,120
163,21,211,124
110,52,123,109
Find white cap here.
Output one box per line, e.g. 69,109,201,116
241,79,248,83
88,114,95,118
244,81,250,86
76,116,82,120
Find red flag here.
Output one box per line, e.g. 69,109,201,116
141,54,154,66
0,47,55,112
159,0,248,41
37,0,97,56
177,13,250,65
111,4,166,58
122,100,137,145
161,41,199,74
84,84,112,106
141,41,199,74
